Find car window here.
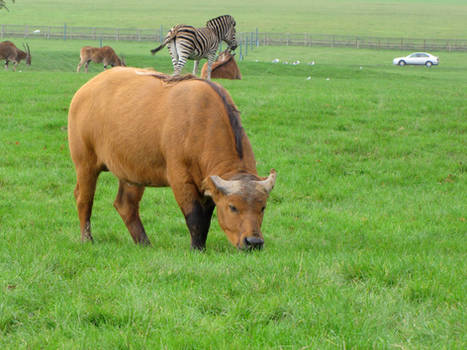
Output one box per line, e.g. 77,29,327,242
409,54,417,58
420,53,429,57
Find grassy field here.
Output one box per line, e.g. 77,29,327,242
0,37,466,348
1,0,467,38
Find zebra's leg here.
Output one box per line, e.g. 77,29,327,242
206,52,217,80
168,42,180,75
173,56,187,76
193,60,199,76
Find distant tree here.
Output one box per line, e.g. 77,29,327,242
0,0,15,11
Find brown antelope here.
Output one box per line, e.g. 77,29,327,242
68,67,276,250
76,46,126,73
0,41,31,71
201,49,241,80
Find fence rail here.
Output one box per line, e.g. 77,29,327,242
1,23,467,52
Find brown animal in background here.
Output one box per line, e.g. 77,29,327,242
68,67,276,250
0,41,31,71
201,50,241,80
76,46,126,73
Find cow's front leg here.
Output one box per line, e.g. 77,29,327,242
170,179,215,250
185,198,215,250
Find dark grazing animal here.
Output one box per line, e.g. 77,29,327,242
68,67,276,250
0,41,31,71
201,49,241,80
150,15,237,80
76,46,126,73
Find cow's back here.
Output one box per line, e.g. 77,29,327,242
68,67,249,187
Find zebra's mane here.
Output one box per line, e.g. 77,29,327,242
141,72,244,159
206,15,236,28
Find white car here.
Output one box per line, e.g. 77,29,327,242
393,52,439,67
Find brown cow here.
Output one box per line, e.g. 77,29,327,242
0,41,31,71
68,67,276,250
201,50,241,80
76,46,126,73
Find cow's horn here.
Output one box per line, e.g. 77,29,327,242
209,176,242,195
256,169,277,193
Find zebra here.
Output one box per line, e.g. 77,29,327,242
150,15,238,80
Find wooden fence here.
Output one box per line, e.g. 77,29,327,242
1,23,467,52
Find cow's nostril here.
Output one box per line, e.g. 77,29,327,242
244,236,264,249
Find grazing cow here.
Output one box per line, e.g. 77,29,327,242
76,46,126,73
201,50,241,80
68,67,276,250
0,41,31,71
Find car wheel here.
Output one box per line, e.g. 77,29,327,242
398,60,406,66
425,61,433,67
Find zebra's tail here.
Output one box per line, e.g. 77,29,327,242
150,45,165,55
150,26,180,55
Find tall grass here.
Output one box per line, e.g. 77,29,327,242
0,39,466,348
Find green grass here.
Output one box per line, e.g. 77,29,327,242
2,0,467,38
1,38,466,348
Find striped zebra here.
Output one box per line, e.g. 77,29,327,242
150,15,237,80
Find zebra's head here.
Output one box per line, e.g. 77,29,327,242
207,15,238,51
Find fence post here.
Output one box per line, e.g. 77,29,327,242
116,28,119,41
239,42,243,61
400,38,403,50
99,38,103,48
245,34,248,56
160,25,163,43
1,24,3,39
256,28,259,47
64,23,67,40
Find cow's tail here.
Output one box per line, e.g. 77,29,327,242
150,26,179,55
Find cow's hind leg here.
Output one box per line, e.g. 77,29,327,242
113,180,150,245
74,166,100,242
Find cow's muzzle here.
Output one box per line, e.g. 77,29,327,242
243,236,264,250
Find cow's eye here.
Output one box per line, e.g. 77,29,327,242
229,204,238,213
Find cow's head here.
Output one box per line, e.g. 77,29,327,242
203,169,276,250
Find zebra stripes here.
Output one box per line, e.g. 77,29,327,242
150,15,237,80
